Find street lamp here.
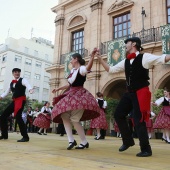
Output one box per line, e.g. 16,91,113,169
141,7,146,38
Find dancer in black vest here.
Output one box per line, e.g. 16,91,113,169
0,68,33,142
93,37,170,157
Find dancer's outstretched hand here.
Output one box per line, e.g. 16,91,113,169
90,48,98,57
52,89,58,93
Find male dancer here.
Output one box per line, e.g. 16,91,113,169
94,37,170,157
0,68,33,142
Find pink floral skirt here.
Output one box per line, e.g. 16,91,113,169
52,87,101,123
33,113,51,129
90,109,108,129
153,106,170,129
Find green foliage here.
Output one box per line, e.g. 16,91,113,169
105,98,119,121
152,89,164,115
0,94,13,115
31,100,44,110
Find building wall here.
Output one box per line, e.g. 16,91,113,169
48,0,170,102
0,37,53,102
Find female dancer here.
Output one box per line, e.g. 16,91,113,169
146,111,155,139
90,92,108,140
52,51,102,150
153,89,170,143
33,102,51,135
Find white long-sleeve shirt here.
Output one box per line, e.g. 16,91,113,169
0,77,32,98
109,51,166,73
155,97,169,106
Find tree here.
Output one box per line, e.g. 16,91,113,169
105,98,119,122
0,94,13,115
152,89,164,115
31,100,44,110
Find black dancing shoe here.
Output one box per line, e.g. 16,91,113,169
37,132,42,135
67,140,77,150
17,138,29,142
75,142,89,149
0,136,8,140
162,137,167,142
119,142,135,152
136,151,152,157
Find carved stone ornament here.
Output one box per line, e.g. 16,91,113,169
55,14,65,26
108,0,134,15
90,0,103,12
67,13,87,30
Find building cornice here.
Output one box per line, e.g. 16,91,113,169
90,0,103,12
51,0,78,13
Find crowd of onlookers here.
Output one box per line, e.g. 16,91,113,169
6,106,42,133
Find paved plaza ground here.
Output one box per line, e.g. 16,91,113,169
0,133,170,170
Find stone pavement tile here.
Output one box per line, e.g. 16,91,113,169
0,133,170,170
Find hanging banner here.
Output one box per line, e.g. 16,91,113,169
107,38,126,66
161,24,170,64
64,52,75,78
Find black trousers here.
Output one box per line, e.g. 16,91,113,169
114,92,151,152
0,101,29,139
57,123,65,134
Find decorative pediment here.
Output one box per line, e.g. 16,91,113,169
108,0,134,15
67,13,87,30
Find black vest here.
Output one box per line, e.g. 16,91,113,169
162,98,170,106
10,78,26,98
125,54,150,91
71,70,86,87
97,99,104,109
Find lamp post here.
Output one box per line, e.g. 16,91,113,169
141,7,146,39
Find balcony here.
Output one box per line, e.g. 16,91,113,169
100,26,162,55
60,48,88,64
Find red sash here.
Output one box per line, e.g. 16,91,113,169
136,87,151,122
13,96,26,117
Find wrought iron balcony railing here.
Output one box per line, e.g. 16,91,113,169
60,48,88,64
100,26,162,55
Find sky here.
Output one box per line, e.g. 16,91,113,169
0,0,58,44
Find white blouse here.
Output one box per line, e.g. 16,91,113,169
155,97,169,106
41,107,52,114
68,66,87,84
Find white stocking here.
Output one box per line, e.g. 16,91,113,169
96,128,101,138
162,130,166,139
39,128,43,133
148,132,151,139
62,117,74,143
165,129,170,142
73,122,87,145
44,129,47,133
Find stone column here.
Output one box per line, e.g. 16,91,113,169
89,0,103,94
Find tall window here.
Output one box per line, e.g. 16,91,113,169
0,67,5,76
2,54,7,63
167,0,170,23
24,71,31,79
71,30,84,55
113,13,131,39
25,58,32,65
34,74,41,80
35,61,42,68
15,55,22,63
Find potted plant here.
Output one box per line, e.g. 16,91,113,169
152,89,164,139
105,98,119,137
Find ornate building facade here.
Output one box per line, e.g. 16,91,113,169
48,0,170,103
